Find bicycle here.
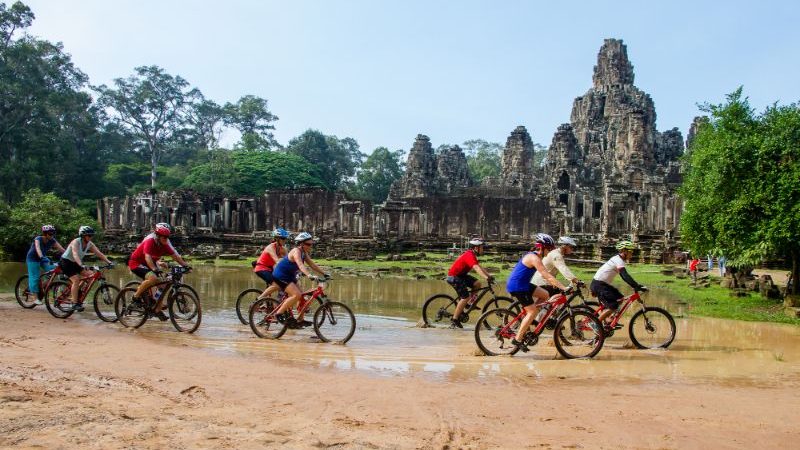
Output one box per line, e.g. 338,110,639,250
421,280,515,327
14,263,67,309
586,289,676,349
248,275,356,344
114,266,202,333
474,284,605,359
44,264,120,322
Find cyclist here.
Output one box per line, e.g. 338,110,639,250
254,228,289,300
590,240,648,330
446,238,494,328
127,223,191,320
531,236,581,296
26,225,66,305
506,233,567,351
271,232,328,328
58,226,113,312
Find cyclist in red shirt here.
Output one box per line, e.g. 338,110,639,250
253,228,289,300
128,223,190,320
446,238,494,328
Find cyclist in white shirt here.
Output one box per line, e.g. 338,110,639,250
531,236,581,296
590,240,647,328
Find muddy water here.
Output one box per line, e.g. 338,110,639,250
3,262,799,384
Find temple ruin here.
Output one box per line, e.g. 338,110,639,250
98,39,685,260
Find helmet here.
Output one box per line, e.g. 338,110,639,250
79,225,95,236
534,233,555,249
273,228,290,239
616,240,636,251
42,224,56,234
154,224,171,237
558,236,577,247
468,238,485,247
155,222,171,231
294,232,313,243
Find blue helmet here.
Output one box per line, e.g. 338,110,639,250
273,228,290,239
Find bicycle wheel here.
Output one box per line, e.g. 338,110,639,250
553,310,604,359
123,280,141,289
15,275,37,309
169,288,202,333
235,288,262,325
93,283,120,323
44,281,75,319
474,308,521,356
481,295,518,315
628,307,676,349
313,301,356,344
115,287,148,329
421,294,456,327
249,298,286,339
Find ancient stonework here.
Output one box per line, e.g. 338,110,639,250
100,39,687,260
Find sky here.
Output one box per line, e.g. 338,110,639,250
22,0,800,154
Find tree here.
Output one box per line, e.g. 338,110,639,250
0,188,97,259
348,147,405,203
224,95,279,150
182,150,325,195
95,65,197,188
680,88,800,294
285,129,364,190
462,139,502,182
0,1,104,203
184,94,225,151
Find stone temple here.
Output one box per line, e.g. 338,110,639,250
98,39,685,259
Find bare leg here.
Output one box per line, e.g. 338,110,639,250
258,283,280,300
69,274,81,303
453,280,482,321
275,283,302,316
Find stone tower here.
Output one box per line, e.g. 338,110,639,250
501,126,535,188
436,145,473,194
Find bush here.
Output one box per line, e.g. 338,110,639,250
0,189,99,259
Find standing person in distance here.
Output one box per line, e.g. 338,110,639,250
445,238,494,328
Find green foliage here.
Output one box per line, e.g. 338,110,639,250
680,88,800,293
224,95,279,150
95,65,199,188
348,147,405,203
0,1,106,203
285,130,364,190
0,189,97,258
182,150,325,195
462,139,502,181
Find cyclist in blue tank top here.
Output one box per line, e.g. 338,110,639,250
505,233,567,352
271,232,329,328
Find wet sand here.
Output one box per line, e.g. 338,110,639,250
1,299,799,449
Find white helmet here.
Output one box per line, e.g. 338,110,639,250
294,232,313,243
558,236,577,247
468,238,485,247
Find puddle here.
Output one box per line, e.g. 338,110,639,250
3,262,800,385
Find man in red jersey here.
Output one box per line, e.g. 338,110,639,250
446,238,494,328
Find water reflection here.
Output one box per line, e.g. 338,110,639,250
2,262,799,385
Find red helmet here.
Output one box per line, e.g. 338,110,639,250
154,224,171,237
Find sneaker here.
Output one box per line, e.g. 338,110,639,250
276,312,290,324
285,317,299,329
511,338,529,353
72,303,85,312
588,321,601,334
449,319,463,329
154,311,169,322
298,319,313,328
34,298,44,306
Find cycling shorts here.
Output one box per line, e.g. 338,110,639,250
59,258,82,277
590,279,623,310
131,265,156,280
510,290,535,307
446,274,477,299
255,270,274,285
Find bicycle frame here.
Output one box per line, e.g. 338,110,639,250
593,291,645,328
497,289,581,339
39,266,63,294
68,266,110,303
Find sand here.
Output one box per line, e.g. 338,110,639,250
1,299,798,449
